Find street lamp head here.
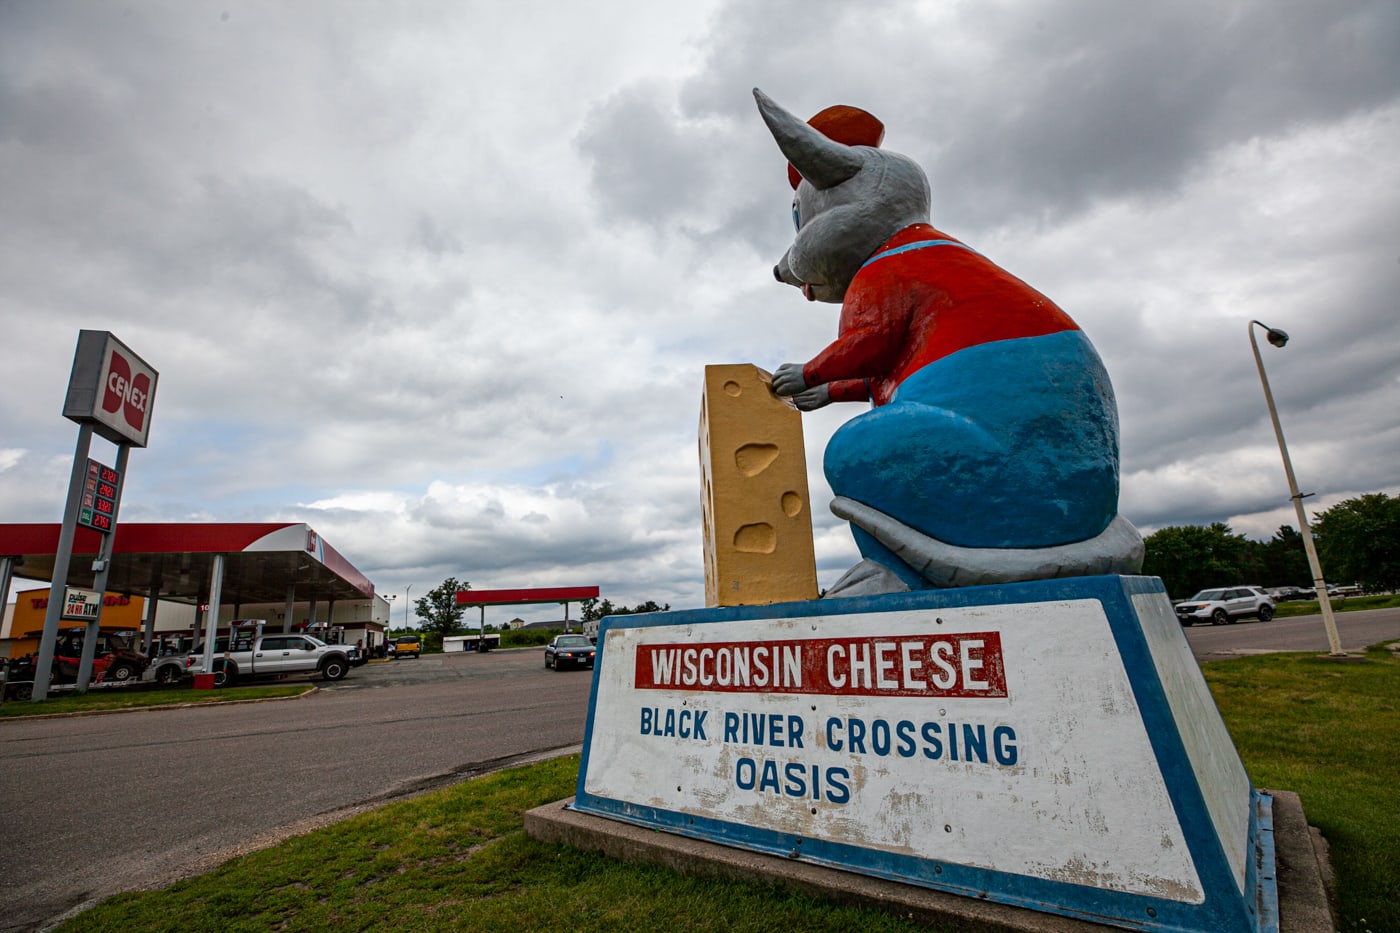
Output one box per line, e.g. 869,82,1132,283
1252,319,1290,349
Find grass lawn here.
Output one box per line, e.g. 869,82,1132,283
1273,593,1400,617
1201,645,1398,933
56,648,1399,932
0,683,314,717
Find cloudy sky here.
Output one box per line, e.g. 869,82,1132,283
3,0,1397,623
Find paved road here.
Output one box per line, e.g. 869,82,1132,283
0,648,594,932
1181,606,1400,661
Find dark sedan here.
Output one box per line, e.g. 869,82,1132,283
545,634,596,671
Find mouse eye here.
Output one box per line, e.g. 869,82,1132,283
792,202,801,231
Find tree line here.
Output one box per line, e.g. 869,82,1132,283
580,597,671,622
1144,493,1399,598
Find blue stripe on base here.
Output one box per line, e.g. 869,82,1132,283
1254,792,1280,933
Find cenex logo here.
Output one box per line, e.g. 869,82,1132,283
102,350,151,431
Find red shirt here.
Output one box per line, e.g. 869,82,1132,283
802,224,1078,405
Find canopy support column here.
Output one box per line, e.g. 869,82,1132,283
283,585,295,632
198,555,225,674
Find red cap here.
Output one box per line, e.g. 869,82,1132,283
788,105,885,189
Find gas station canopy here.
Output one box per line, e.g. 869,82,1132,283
0,522,376,606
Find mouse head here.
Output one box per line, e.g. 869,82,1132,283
755,88,931,303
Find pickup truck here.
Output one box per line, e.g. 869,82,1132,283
7,631,150,694
53,629,149,683
202,634,355,687
146,651,198,685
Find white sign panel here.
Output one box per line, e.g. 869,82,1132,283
63,330,159,447
582,599,1203,903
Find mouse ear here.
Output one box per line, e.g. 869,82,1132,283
786,105,884,189
754,88,872,191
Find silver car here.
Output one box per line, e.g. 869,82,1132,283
1174,586,1275,626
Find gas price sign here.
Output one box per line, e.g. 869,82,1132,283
78,458,121,534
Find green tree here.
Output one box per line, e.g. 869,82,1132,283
414,577,469,636
580,597,613,624
1257,525,1311,588
1313,493,1400,591
1142,523,1260,599
618,600,671,615
581,597,671,623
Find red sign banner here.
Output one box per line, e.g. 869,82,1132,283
634,633,1007,698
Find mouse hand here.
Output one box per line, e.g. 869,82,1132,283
772,362,808,396
792,384,831,411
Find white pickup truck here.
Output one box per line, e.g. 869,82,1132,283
171,633,355,687
145,650,199,685
220,633,355,686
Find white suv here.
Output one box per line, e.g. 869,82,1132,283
1174,586,1276,626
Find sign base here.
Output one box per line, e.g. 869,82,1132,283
573,575,1276,933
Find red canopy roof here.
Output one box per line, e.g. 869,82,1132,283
455,586,599,607
1,522,375,604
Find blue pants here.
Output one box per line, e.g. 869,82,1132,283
825,329,1120,553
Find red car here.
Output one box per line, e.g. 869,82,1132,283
50,629,149,682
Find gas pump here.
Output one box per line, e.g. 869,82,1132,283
229,619,265,652
304,622,347,645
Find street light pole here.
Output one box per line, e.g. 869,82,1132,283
1248,320,1345,657
405,584,413,632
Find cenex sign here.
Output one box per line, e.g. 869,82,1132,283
62,330,158,447
31,331,158,701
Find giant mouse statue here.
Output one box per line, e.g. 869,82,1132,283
754,88,1144,596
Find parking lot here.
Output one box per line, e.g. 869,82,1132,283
1180,606,1399,661
0,647,595,932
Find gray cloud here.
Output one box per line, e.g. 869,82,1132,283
3,0,1398,614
